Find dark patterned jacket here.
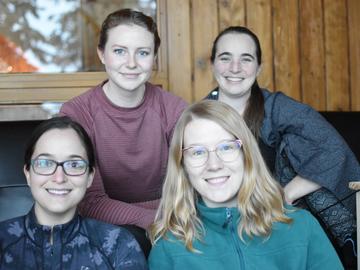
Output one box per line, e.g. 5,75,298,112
207,88,360,214
0,209,148,270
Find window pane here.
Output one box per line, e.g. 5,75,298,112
0,0,156,73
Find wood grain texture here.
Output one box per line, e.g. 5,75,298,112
166,0,192,102
246,0,274,91
218,0,245,31
324,0,350,110
192,0,218,101
272,0,301,100
299,0,326,110
348,0,360,110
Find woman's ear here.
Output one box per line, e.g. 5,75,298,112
97,48,105,65
86,169,95,189
23,165,31,186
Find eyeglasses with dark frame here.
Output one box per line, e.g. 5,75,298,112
31,158,89,176
182,139,243,168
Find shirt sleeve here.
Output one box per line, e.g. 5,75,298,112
264,92,360,197
114,228,149,270
60,100,158,229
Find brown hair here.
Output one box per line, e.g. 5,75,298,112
98,8,161,55
211,26,264,139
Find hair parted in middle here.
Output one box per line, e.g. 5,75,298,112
98,8,161,54
149,100,292,251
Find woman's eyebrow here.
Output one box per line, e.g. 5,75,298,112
241,53,255,59
33,153,85,159
217,52,232,58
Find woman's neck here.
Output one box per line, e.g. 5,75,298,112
35,205,75,227
103,81,146,108
218,90,251,116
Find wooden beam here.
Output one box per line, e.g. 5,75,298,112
191,0,218,101
299,0,326,110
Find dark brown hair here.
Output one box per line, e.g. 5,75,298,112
211,26,264,139
98,8,161,55
24,116,95,173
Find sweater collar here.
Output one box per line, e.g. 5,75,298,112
196,200,240,233
25,207,81,247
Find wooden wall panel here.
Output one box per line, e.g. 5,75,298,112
218,0,245,30
191,0,218,101
299,0,326,111
348,0,360,110
272,0,301,100
1,0,360,113
324,0,350,111
246,0,274,91
166,0,192,102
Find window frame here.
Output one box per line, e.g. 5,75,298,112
0,0,167,106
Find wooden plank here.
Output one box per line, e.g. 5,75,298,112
192,0,218,101
348,0,360,111
299,0,326,111
324,0,349,111
0,87,90,104
246,0,274,91
0,72,106,89
218,0,245,31
167,0,192,102
0,71,167,104
272,0,301,100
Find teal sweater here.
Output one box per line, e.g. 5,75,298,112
149,203,343,270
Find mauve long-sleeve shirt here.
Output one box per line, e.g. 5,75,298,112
60,81,187,229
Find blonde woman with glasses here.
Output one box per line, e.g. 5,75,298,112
148,100,342,270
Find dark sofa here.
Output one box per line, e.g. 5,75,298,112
0,113,359,222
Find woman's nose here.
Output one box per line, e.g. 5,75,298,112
126,53,137,68
206,151,224,171
229,60,241,73
52,166,67,183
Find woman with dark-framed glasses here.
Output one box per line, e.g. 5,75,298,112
0,116,148,270
148,100,342,270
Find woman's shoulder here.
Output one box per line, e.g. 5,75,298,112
151,231,189,254
283,208,321,231
67,82,104,104
60,82,106,124
81,217,133,239
262,88,309,110
0,216,26,246
146,82,187,107
79,218,147,268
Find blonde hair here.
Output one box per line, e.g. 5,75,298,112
149,100,292,251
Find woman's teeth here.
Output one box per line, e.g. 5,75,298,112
47,189,71,195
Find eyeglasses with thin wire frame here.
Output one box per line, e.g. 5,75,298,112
31,159,89,176
182,139,243,167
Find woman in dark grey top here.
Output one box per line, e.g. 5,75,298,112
206,25,360,268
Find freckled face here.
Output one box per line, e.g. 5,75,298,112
213,33,261,99
24,128,94,225
98,24,155,95
183,119,244,208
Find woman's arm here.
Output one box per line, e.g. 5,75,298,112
79,170,158,229
60,96,158,229
283,175,321,205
